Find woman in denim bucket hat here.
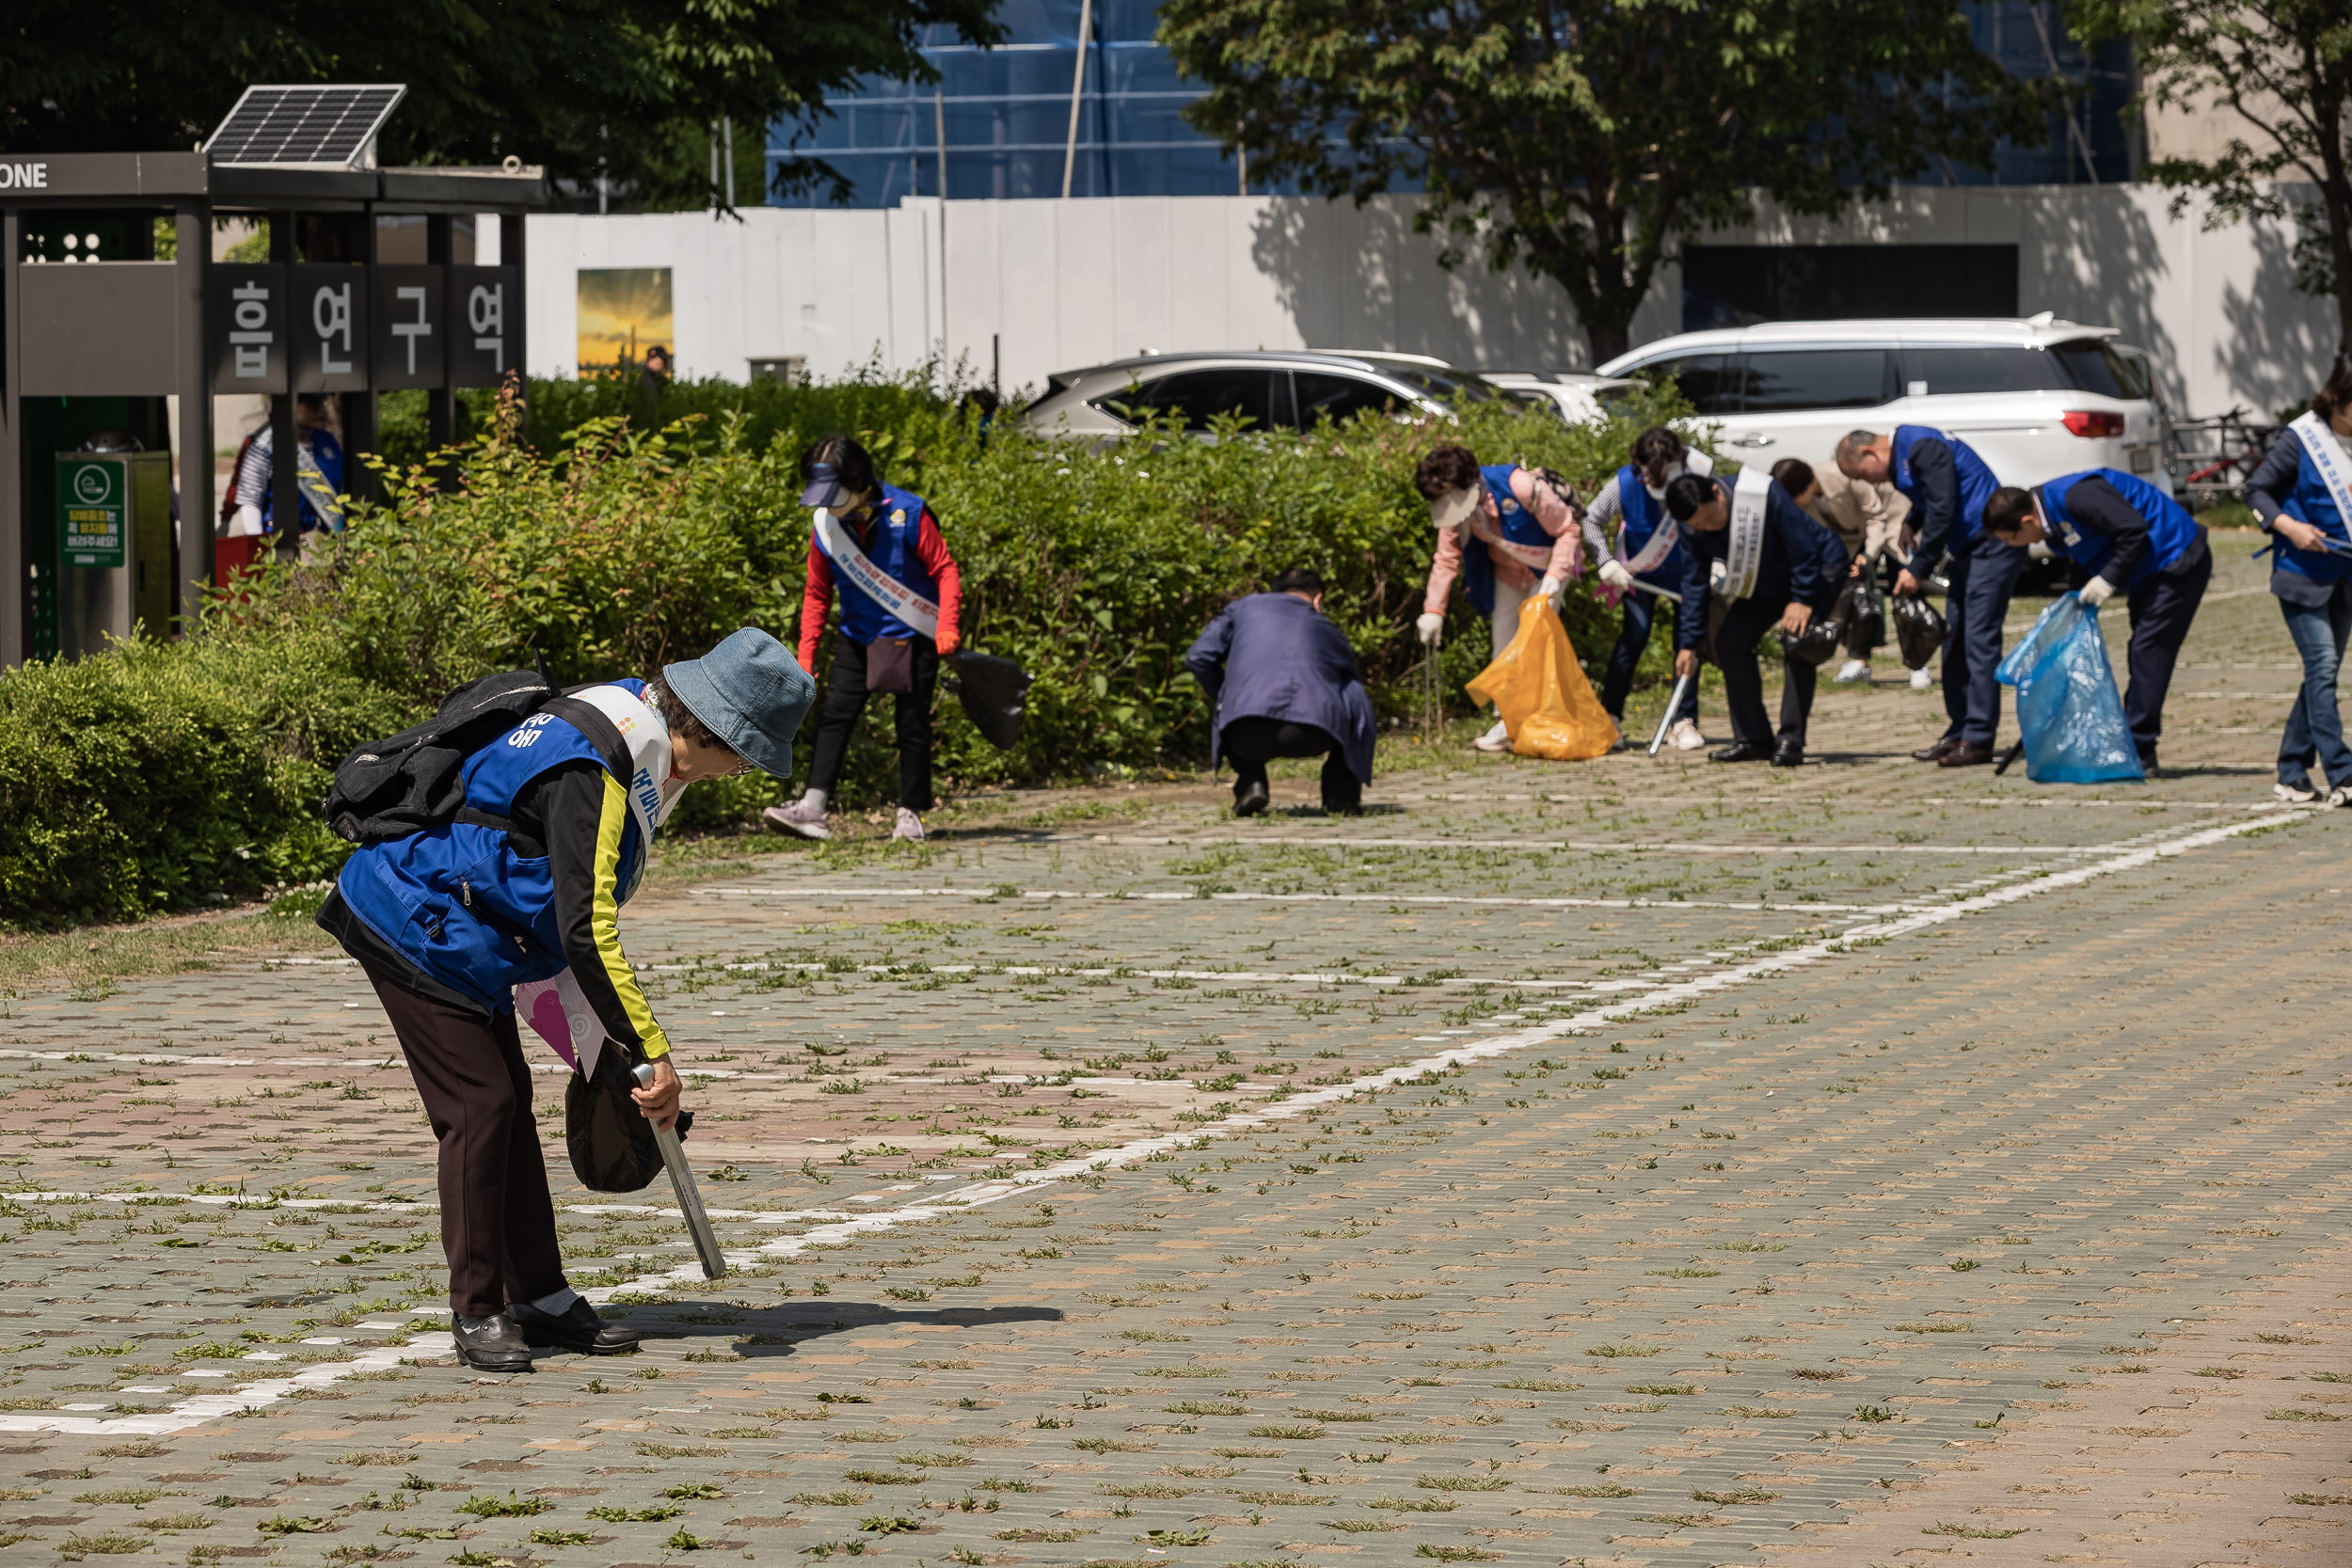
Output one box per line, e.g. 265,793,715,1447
316,629,813,1371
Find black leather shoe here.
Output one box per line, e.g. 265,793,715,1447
1233,780,1270,816
1772,738,1804,768
2137,750,2159,777
1321,800,1363,817
509,1297,640,1356
452,1313,535,1372
1911,736,1958,762
1708,740,1772,763
1938,739,1994,768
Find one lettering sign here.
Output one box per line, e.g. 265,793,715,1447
292,264,369,393
445,266,521,388
208,264,289,394
370,264,445,389
0,162,50,190
58,457,127,569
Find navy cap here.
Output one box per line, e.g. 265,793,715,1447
660,628,815,780
800,462,850,511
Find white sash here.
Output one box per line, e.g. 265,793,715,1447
1721,466,1770,602
1616,450,1712,578
295,440,344,533
2289,411,2352,527
815,506,940,639
513,681,682,1080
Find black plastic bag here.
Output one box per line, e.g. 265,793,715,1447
565,1049,693,1195
945,650,1033,751
1847,571,1885,653
1891,593,1947,672
1776,602,1845,666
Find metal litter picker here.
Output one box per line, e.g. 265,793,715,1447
634,1062,726,1279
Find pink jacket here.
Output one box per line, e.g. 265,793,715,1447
1422,467,1581,614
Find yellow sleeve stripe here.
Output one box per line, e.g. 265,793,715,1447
592,773,671,1060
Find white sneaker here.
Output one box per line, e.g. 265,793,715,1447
2276,781,2320,804
1471,720,1513,753
2324,787,2351,812
893,807,927,842
762,800,831,840
1668,718,1707,752
1833,658,1869,685
1909,667,1933,690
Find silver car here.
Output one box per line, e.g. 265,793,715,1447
1018,350,1507,441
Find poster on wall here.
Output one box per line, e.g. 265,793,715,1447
576,268,675,379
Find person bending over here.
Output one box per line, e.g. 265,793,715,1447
1983,470,2210,775
1186,567,1375,816
1579,425,1710,751
318,630,813,1370
766,434,964,844
1667,468,1848,767
1412,444,1581,752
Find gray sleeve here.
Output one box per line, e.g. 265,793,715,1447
1581,475,1624,565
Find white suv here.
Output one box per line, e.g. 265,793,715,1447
1595,314,2170,493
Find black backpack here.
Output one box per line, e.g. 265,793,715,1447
323,668,632,846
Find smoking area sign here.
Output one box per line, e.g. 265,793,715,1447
59,457,126,568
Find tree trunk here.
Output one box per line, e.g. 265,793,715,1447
1583,318,1633,366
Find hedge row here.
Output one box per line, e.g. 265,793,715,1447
1,371,1691,926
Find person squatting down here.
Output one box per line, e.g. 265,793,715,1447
2244,355,2352,808
316,630,815,1370
1982,469,2211,776
765,434,964,845
1788,454,1913,687
1837,424,2017,767
1411,444,1581,752
1184,567,1377,816
1579,426,1710,751
1668,465,1848,768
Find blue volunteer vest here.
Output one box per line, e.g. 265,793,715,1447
1613,463,1686,590
2038,469,2201,590
816,482,943,643
1461,464,1556,617
332,680,653,1015
2275,431,2352,585
1891,424,2000,548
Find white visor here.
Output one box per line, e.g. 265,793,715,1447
1431,486,1480,531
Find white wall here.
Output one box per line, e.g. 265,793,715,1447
523,184,2338,420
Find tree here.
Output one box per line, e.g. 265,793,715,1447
2072,0,2352,356
1160,0,2041,364
1,0,1002,209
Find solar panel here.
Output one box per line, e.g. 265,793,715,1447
205,85,407,167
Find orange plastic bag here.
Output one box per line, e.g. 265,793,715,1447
1464,595,1621,761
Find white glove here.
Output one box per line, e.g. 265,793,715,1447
2077,576,2117,610
1598,561,1635,593
1539,575,1567,607
1415,611,1445,647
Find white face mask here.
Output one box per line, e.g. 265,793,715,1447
1643,462,1686,502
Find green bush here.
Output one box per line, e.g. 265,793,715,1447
0,624,417,928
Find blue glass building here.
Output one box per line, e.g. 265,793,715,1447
769,0,2134,208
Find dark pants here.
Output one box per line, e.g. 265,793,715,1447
806,633,939,811
1716,594,1818,750
1222,717,1360,810
2120,539,2211,762
1940,533,2026,747
1599,587,1698,723
371,976,565,1320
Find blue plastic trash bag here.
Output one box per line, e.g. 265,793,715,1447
1995,594,2143,784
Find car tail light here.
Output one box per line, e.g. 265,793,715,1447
2062,410,2125,438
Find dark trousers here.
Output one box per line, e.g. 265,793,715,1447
1716,595,1817,749
371,976,565,1320
1940,533,2026,747
1599,588,1698,723
806,633,939,811
1222,717,1360,810
2121,540,2211,761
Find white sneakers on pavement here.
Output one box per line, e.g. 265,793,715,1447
894,807,927,842
762,800,831,840
2276,781,2319,804
1833,658,1870,684
1471,720,1513,753
1667,718,1707,752
1909,667,1933,690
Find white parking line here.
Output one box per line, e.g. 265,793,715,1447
0,808,2302,1438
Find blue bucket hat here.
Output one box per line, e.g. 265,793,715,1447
661,628,815,779
800,461,851,511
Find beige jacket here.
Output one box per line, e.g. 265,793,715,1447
1808,466,1912,562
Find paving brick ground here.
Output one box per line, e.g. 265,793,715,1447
1,543,2346,1568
